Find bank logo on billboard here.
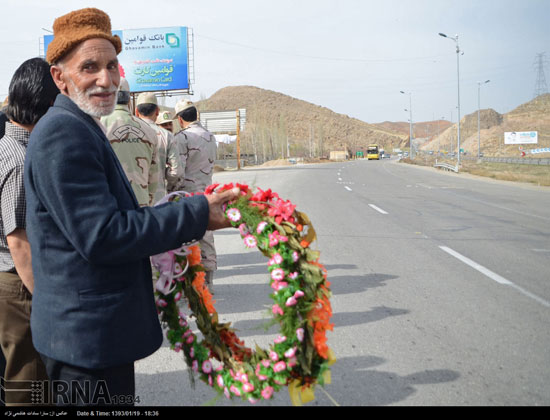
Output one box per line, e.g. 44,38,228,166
166,33,180,48
504,131,538,145
43,26,190,93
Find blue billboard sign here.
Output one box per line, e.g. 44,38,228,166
44,26,190,93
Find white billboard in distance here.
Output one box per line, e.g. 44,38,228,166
504,131,538,145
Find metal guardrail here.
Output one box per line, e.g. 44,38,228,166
434,161,458,173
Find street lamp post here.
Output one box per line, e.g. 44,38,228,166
400,90,414,159
477,80,490,159
437,117,445,155
439,32,462,168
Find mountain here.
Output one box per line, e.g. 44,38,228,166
196,86,406,160
374,120,453,140
420,94,550,156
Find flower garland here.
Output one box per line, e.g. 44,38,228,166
152,184,335,405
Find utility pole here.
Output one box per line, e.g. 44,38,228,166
478,80,490,159
439,32,462,169
534,52,549,98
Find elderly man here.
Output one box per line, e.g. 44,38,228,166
170,99,218,293
101,79,159,207
135,93,180,204
24,8,237,406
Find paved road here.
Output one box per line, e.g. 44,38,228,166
135,159,550,406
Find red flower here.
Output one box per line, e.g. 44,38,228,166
268,199,296,224
205,184,220,195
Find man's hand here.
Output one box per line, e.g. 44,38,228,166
205,187,240,231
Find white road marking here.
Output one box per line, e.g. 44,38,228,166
345,186,353,192
439,246,550,308
368,204,388,215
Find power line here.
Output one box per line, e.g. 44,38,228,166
196,34,453,63
533,52,548,98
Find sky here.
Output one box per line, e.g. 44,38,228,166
1,0,549,124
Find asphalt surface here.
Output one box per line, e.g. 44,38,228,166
135,158,550,406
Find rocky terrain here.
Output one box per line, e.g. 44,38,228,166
195,86,550,160
420,93,550,157
197,86,406,160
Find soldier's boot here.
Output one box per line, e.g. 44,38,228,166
205,270,214,295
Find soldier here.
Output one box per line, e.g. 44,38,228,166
101,79,159,207
171,99,218,293
135,93,180,205
156,110,175,134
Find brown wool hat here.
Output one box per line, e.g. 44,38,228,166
46,8,122,64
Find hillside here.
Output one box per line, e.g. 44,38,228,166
196,86,406,160
374,120,453,140
420,94,550,157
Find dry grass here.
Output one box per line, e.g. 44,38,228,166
403,157,550,187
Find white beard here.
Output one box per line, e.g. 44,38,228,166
67,78,117,118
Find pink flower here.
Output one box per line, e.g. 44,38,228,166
273,361,287,373
261,359,271,368
174,342,182,353
288,357,297,368
174,292,182,302
202,361,213,374
296,328,305,342
224,387,230,399
189,347,195,358
292,251,299,262
256,221,268,234
269,351,279,362
230,385,241,397
244,235,257,249
238,223,248,236
255,364,268,381
284,347,297,358
272,304,284,316
243,383,255,393
192,360,198,373
294,290,305,299
269,253,283,266
186,335,194,345
208,375,213,387
261,386,274,400
288,272,299,280
271,268,285,282
271,281,288,291
226,208,242,222
274,335,287,344
217,375,224,387
156,299,168,308
285,296,298,307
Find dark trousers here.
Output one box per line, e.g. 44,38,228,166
39,354,135,406
0,271,49,406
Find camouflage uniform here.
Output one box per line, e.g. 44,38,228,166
170,121,218,272
101,104,159,207
142,119,180,205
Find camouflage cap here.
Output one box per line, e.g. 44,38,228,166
156,110,175,125
175,99,195,116
136,92,158,106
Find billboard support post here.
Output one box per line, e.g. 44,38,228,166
236,109,241,170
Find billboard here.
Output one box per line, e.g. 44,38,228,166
504,131,538,145
44,26,190,93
